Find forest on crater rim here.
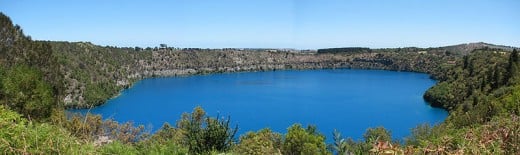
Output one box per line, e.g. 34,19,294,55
1,12,519,154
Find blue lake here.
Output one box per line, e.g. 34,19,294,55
74,69,448,141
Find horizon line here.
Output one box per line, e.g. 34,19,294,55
39,40,519,50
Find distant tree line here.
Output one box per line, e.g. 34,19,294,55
317,47,371,54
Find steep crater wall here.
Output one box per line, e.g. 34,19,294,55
53,43,452,108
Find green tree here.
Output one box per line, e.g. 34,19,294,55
282,124,330,155
463,55,469,69
424,82,455,109
511,49,519,65
0,67,4,99
405,124,434,146
176,106,238,154
363,127,391,144
234,128,282,155
507,49,519,83
492,65,503,89
1,65,55,119
331,129,350,155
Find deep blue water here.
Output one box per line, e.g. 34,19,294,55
73,69,448,141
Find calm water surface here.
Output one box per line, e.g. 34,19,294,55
75,69,448,140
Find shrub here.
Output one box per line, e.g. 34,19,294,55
234,128,282,155
0,105,95,154
363,126,392,144
282,124,329,155
176,106,238,154
99,141,139,155
0,65,55,119
136,138,189,155
51,110,149,144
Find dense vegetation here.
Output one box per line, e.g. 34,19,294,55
0,16,60,120
1,12,519,154
424,49,520,126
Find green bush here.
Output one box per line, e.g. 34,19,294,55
363,126,392,144
0,105,95,154
0,65,55,119
234,128,282,155
136,139,189,155
51,110,149,144
282,124,329,155
99,141,139,155
176,106,238,154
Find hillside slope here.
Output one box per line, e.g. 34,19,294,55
53,41,457,108
28,40,517,109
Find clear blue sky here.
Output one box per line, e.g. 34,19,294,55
1,0,518,49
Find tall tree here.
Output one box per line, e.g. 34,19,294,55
282,124,329,155
492,65,502,89
507,49,519,83
1,65,55,119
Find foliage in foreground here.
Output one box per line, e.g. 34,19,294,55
234,128,282,155
282,124,329,155
175,106,238,154
0,105,95,154
0,104,191,154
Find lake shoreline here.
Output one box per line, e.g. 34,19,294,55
73,69,448,141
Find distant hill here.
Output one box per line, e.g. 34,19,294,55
432,42,518,55
318,42,518,55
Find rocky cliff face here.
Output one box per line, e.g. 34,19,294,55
53,43,453,108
